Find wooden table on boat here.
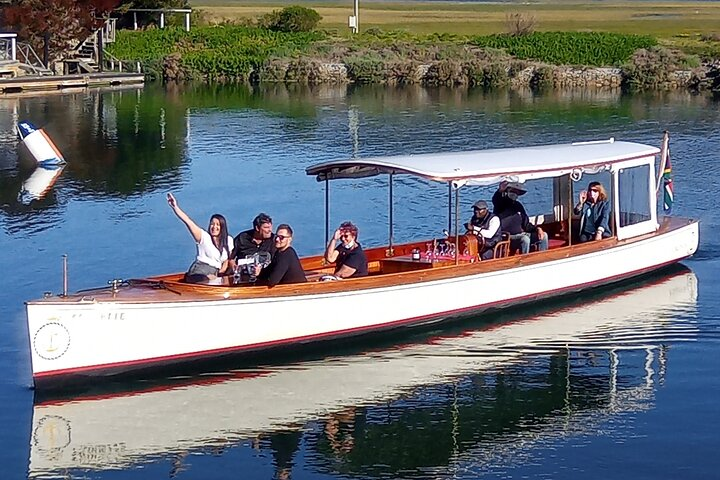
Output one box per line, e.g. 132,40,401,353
380,254,475,274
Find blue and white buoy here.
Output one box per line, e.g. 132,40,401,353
16,121,65,167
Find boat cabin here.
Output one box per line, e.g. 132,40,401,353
296,138,664,277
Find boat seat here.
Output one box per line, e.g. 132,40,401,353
493,233,511,259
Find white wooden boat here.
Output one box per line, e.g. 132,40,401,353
25,137,699,389
28,269,698,477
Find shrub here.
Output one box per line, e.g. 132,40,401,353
530,65,555,91
386,60,422,85
623,46,683,90
505,12,537,36
425,59,466,86
261,6,322,33
345,55,386,84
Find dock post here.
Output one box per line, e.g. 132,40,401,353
97,29,104,72
133,12,138,30
185,11,190,31
160,12,165,28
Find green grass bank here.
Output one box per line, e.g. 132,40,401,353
107,3,720,91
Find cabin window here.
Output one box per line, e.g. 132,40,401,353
617,164,652,227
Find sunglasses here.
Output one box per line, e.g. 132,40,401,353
341,232,354,238
590,188,600,193
275,234,290,241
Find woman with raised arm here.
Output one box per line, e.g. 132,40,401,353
167,193,234,283
574,181,612,242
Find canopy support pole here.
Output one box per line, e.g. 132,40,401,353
567,176,573,247
324,178,329,258
447,183,453,232
388,173,394,256
454,185,460,265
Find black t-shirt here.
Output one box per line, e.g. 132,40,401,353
335,243,368,277
259,247,307,287
232,229,276,260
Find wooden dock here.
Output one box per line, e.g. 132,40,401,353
0,72,145,94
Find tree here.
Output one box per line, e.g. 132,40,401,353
1,0,120,63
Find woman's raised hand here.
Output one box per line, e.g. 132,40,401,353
167,192,177,209
579,190,587,203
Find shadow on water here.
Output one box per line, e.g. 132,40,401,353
27,265,698,478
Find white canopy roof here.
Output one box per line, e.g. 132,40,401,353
307,139,660,185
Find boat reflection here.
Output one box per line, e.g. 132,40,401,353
28,267,698,478
18,165,64,205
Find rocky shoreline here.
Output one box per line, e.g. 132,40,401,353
237,60,720,92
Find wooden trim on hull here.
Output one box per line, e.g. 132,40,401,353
26,216,698,306
32,256,689,389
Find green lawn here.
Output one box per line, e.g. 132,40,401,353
190,1,720,39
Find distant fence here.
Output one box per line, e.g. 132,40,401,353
125,8,192,32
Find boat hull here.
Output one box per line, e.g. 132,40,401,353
26,219,699,389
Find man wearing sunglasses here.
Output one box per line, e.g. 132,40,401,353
324,221,368,278
255,224,307,286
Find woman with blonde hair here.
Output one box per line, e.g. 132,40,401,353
574,181,612,242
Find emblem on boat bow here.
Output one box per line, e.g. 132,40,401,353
33,321,70,360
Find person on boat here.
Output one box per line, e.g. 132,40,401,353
466,200,502,260
231,212,277,264
575,181,612,242
325,221,368,278
255,224,307,287
167,193,234,283
492,181,548,254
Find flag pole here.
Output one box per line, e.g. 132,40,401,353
656,130,669,196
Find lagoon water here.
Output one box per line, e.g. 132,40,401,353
0,84,719,479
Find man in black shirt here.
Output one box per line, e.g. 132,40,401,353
256,224,307,287
231,212,277,263
324,221,368,278
492,181,548,254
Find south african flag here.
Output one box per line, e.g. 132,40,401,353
663,147,673,213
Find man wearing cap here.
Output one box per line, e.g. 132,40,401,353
465,200,502,260
492,181,548,254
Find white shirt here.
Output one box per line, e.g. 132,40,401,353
196,231,234,269
479,216,501,240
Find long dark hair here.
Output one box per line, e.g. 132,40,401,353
587,181,608,202
209,214,229,256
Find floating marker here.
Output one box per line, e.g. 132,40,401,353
16,121,65,167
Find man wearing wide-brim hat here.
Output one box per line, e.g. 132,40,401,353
492,181,548,254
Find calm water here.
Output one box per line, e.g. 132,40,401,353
1,84,719,479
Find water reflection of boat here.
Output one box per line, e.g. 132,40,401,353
27,268,697,478
17,165,64,204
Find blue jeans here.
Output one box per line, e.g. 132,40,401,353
509,231,548,254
